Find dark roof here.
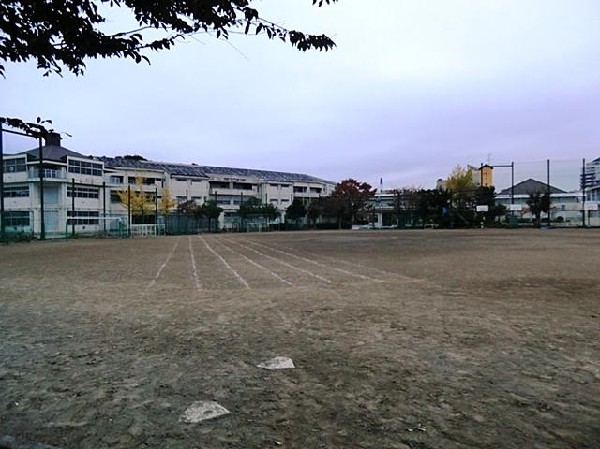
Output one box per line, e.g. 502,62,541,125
98,157,331,183
24,145,86,163
498,178,566,196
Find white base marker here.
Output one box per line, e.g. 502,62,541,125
180,401,230,424
257,356,295,370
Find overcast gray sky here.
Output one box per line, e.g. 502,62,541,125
3,0,600,191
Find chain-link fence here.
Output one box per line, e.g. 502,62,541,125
491,158,598,227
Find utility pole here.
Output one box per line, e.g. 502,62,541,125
71,178,75,237
127,185,131,237
546,159,551,226
0,122,5,241
581,158,587,227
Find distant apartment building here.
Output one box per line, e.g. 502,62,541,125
2,133,335,237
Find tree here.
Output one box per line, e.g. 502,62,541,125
414,189,451,228
239,197,278,230
393,186,420,228
201,200,223,232
176,199,203,218
0,0,337,77
158,188,176,216
286,199,307,227
1,1,337,135
116,177,155,223
239,196,262,221
319,196,347,229
473,186,506,226
306,200,322,228
526,191,551,227
445,165,473,193
331,179,375,225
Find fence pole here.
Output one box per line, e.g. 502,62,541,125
582,158,586,227
38,136,45,240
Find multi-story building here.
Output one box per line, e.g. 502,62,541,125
1,133,335,237
582,157,600,226
2,133,109,237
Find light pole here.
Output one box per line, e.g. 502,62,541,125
0,122,48,240
488,162,515,225
0,122,5,240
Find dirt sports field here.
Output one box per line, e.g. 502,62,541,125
0,229,599,449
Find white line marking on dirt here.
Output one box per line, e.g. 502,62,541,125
188,236,202,289
212,239,294,286
149,238,180,287
200,236,250,288
246,240,383,283
224,239,332,284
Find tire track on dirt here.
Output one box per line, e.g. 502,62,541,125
220,237,332,284
199,236,250,288
210,238,294,287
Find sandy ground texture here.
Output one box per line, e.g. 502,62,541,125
0,229,599,449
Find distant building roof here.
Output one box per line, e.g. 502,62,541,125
23,145,87,163
98,157,332,183
498,178,566,196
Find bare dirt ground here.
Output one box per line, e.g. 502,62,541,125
1,229,599,449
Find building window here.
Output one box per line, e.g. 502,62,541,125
232,182,253,190
67,210,99,225
110,176,123,184
3,158,27,173
209,181,230,190
68,159,103,176
67,186,100,199
293,186,307,193
5,211,30,226
110,192,122,203
3,185,29,197
310,187,322,194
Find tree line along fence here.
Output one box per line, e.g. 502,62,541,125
386,158,599,229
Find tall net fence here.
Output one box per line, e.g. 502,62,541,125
491,158,598,227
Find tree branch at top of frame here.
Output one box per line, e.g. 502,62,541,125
0,116,53,138
0,0,338,77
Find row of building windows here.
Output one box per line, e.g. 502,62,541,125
293,186,323,194
3,158,27,173
67,186,100,199
3,185,29,197
66,210,100,225
3,211,30,226
68,160,103,176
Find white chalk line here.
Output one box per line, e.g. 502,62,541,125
149,238,180,287
188,236,202,289
244,239,425,284
245,239,383,283
200,236,250,288
221,238,332,284
211,239,294,287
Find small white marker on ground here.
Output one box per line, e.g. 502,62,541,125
180,401,230,424
257,356,295,370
